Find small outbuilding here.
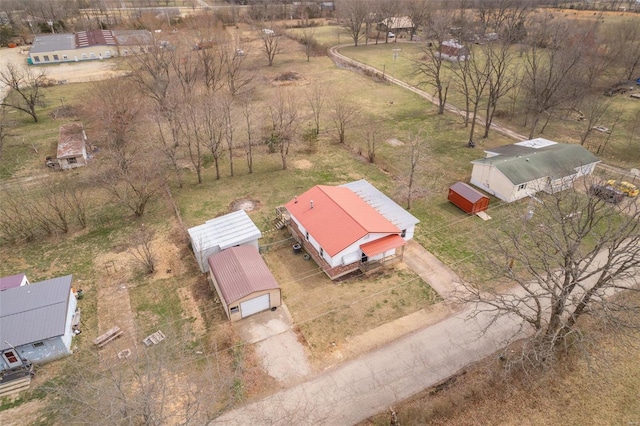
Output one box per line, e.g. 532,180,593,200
207,246,281,321
57,123,88,170
448,182,490,214
188,210,262,273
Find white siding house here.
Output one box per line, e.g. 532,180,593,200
470,139,600,202
188,210,262,273
0,275,78,372
285,183,417,279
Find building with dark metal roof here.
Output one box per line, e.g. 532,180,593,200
207,246,281,321
28,30,152,65
470,139,600,202
0,275,78,372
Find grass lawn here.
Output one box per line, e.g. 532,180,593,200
263,233,440,361
3,12,639,421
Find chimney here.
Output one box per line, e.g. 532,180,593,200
294,196,298,203
310,200,314,209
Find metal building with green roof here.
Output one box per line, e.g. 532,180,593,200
470,138,600,202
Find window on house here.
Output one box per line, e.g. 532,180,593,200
3,351,18,364
33,342,45,348
320,247,324,257
68,157,78,164
401,229,407,238
81,53,87,59
518,183,527,191
305,231,309,241
230,306,239,314
62,55,68,60
33,56,40,63
90,52,96,58
43,55,50,62
53,54,59,61
105,51,111,58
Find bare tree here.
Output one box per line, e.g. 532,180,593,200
362,126,380,163
0,106,14,160
258,26,281,67
129,225,156,274
178,97,206,184
378,0,401,44
221,94,236,177
301,26,316,62
337,0,368,47
0,63,47,122
405,133,426,210
225,45,253,97
101,147,164,218
330,96,359,145
404,0,430,41
240,97,256,174
578,95,612,146
606,19,640,82
87,79,144,156
462,184,640,370
200,97,226,180
483,41,518,138
305,83,326,135
414,9,454,115
455,47,491,147
265,90,300,170
522,16,590,138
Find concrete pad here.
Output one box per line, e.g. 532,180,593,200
255,332,310,383
233,304,310,384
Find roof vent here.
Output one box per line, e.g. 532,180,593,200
310,200,314,209
294,196,298,203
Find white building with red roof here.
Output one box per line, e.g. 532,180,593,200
284,182,419,279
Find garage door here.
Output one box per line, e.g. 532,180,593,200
240,294,270,318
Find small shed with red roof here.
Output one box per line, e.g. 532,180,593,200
207,246,281,321
448,181,489,214
285,184,414,279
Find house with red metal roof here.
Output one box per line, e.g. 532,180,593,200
284,183,418,279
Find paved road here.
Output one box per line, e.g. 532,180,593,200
214,306,523,425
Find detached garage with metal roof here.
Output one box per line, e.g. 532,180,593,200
207,246,281,321
188,210,262,273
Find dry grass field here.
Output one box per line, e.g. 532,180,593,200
2,9,640,424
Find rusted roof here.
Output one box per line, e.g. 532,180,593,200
207,246,279,305
285,185,400,257
57,123,86,159
449,182,488,204
360,234,405,257
75,30,116,48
